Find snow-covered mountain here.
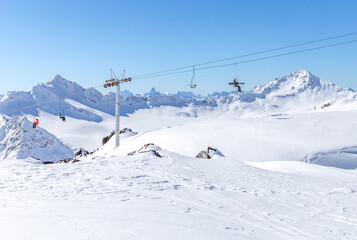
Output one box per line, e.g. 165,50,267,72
0,69,355,122
210,69,354,115
253,69,352,107
0,75,109,122
2,70,357,240
0,75,211,121
0,115,74,162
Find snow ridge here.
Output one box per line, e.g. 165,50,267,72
0,115,74,162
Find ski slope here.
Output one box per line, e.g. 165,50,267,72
1,148,357,239
1,70,357,239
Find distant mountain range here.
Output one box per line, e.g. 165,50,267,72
0,70,355,122
1,69,356,162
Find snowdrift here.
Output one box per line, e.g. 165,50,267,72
306,146,357,169
0,115,74,162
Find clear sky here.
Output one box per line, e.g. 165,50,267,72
0,0,357,95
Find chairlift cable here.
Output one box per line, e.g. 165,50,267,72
2,38,357,116
132,32,357,79
133,39,357,80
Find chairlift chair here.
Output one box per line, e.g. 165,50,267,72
189,66,197,89
59,98,66,122
229,64,245,92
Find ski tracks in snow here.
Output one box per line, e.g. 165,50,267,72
1,153,357,239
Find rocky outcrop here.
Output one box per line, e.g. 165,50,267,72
195,147,225,159
128,143,162,158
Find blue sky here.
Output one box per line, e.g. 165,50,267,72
0,0,356,95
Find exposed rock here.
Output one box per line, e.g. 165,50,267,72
127,143,162,158
102,128,138,146
119,128,138,135
57,158,81,164
196,147,225,159
196,150,210,159
102,131,115,146
127,151,136,156
43,161,54,165
321,102,331,109
75,148,89,157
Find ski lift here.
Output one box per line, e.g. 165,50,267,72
188,66,196,89
33,106,40,128
229,64,245,92
58,98,66,122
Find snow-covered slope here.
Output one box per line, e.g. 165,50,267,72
311,91,357,112
254,69,353,111
0,115,73,162
1,70,357,239
1,146,357,240
305,146,357,169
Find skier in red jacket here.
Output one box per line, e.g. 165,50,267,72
33,119,39,128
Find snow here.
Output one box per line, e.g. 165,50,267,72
0,116,74,162
1,151,357,239
305,146,357,169
1,69,357,239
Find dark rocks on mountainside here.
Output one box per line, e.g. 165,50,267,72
119,128,138,135
196,150,210,159
43,161,54,165
57,148,96,164
321,102,331,109
102,128,138,146
75,149,90,157
57,158,81,164
196,147,225,159
102,130,115,146
42,157,81,164
313,102,332,111
127,143,162,158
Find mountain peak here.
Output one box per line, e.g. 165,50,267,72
145,87,164,96
254,69,323,96
287,69,317,82
42,74,84,97
291,69,312,76
47,74,71,85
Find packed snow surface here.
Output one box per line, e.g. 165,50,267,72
1,150,357,239
1,70,357,239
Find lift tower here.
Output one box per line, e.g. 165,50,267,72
104,69,132,148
